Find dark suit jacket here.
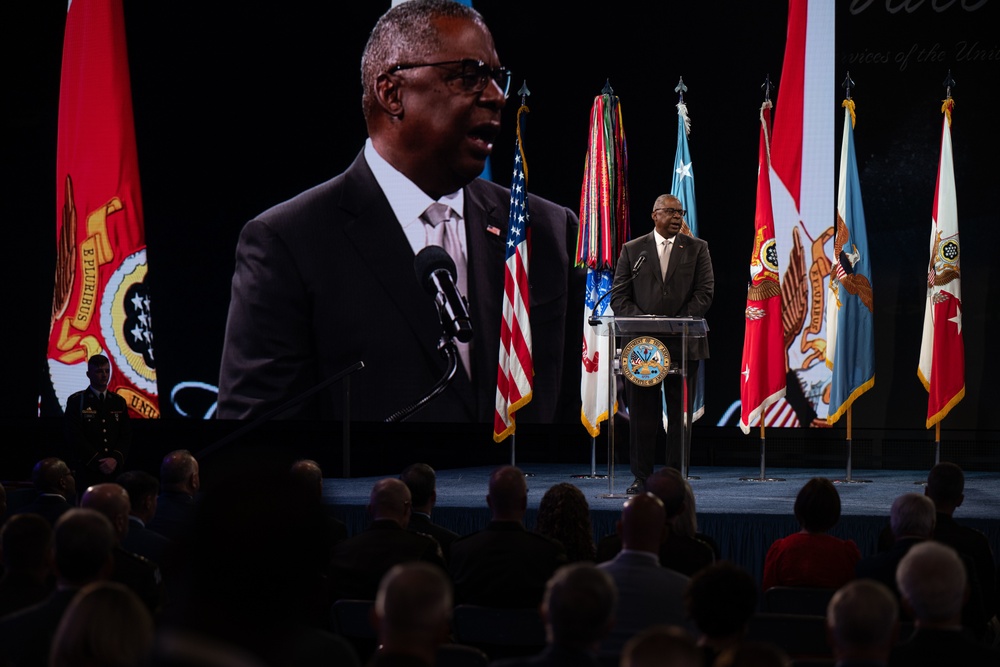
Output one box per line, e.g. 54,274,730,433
0,586,78,667
610,231,714,360
218,151,584,423
448,520,567,608
146,491,198,542
407,512,460,562
123,516,171,565
887,627,1000,667
329,519,445,601
10,495,73,528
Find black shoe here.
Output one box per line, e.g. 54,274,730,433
626,478,645,495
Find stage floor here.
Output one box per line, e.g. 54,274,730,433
322,463,1000,586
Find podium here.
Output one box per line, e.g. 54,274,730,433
589,315,709,498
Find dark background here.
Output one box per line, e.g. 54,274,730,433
4,2,999,477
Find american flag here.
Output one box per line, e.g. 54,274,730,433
493,104,533,442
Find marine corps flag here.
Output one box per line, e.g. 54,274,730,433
918,97,964,428
47,0,159,418
739,100,786,434
826,97,875,425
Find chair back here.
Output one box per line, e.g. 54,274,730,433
763,586,836,616
451,604,546,660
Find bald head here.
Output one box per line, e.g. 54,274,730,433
160,449,200,495
827,579,898,660
369,478,413,526
644,468,688,519
487,466,528,521
289,459,324,502
619,492,666,553
81,483,131,542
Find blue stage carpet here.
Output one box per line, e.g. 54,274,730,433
322,463,1000,586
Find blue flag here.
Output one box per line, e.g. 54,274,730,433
826,99,874,424
670,101,705,423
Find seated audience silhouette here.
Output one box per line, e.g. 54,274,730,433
0,513,54,618
683,561,758,666
620,625,701,667
534,483,596,564
370,562,455,667
49,580,154,667
888,541,1000,666
762,477,860,591
11,458,77,527
449,466,566,608
147,449,201,542
400,463,461,562
826,578,898,667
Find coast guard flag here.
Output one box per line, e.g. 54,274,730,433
494,105,534,442
670,100,705,424
918,98,964,428
826,98,874,425
739,100,786,434
46,0,159,418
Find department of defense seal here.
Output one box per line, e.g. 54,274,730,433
620,337,670,387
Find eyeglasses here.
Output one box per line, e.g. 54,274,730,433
655,207,686,217
389,59,511,99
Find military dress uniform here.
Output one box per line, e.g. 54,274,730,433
65,388,132,489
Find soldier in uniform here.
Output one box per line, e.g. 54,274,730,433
65,354,132,491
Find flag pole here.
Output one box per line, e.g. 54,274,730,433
740,406,783,482
916,421,942,486
836,406,871,484
570,436,607,479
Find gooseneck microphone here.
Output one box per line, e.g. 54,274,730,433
588,251,648,326
414,246,474,343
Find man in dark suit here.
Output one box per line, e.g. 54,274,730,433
217,0,583,424
449,465,567,608
11,458,77,527
400,463,460,561
597,492,691,658
889,541,1000,666
0,508,116,667
611,194,714,493
116,470,171,566
826,579,898,667
64,354,131,490
330,478,445,602
147,449,200,542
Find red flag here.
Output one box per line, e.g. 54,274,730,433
494,105,533,441
739,101,787,433
47,0,159,418
918,98,964,428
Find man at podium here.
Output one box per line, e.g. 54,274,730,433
611,195,714,493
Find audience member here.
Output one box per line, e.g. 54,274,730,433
449,466,567,608
0,508,116,667
80,482,164,615
147,449,200,542
856,492,936,599
597,468,715,576
151,453,359,667
490,563,617,667
11,458,77,527
924,462,996,625
49,580,154,667
888,541,1000,666
683,561,759,666
0,514,53,618
534,482,596,563
289,458,349,548
826,579,898,667
116,469,172,565
674,476,722,560
400,462,461,561
330,477,445,602
620,625,701,667
597,491,691,658
370,562,454,667
762,477,860,591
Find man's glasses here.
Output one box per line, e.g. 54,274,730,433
655,207,687,217
389,59,511,98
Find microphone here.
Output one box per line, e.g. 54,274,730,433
414,246,474,343
588,251,648,326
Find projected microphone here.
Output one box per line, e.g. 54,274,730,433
588,251,648,326
414,246,474,343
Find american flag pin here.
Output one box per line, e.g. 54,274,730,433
486,225,502,236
